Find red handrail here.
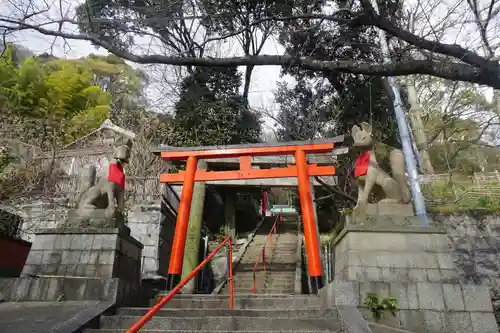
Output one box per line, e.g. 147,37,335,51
252,212,282,294
126,237,234,333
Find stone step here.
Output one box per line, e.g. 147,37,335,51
220,290,297,294
151,295,322,309
83,328,340,333
99,314,340,331
233,276,295,284
116,308,338,319
232,275,296,280
228,284,295,291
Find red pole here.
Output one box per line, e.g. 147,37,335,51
167,155,198,289
294,149,323,293
126,238,230,333
228,237,233,310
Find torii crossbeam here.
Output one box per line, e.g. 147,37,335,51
156,137,343,293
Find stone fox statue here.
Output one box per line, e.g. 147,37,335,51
351,122,411,207
65,138,132,227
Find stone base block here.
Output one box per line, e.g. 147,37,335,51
353,203,414,217
0,276,138,305
22,228,143,285
333,215,458,284
320,280,499,333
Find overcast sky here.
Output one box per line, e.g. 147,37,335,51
3,0,284,133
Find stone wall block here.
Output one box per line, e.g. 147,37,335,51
54,234,74,250
25,250,44,266
445,311,472,332
359,281,390,300
363,267,383,281
470,312,499,333
45,278,60,300
442,284,465,311
56,264,67,275
61,250,81,265
407,268,428,282
416,283,445,310
13,278,32,301
425,269,444,282
427,234,450,252
397,310,425,332
93,234,118,250
34,234,57,250
21,264,39,276
423,310,446,332
70,234,94,250
410,253,439,269
96,264,113,277
97,250,116,266
84,278,104,300
79,251,99,265
61,278,87,300
27,277,45,300
42,250,63,265
436,252,456,270
388,283,410,309
40,263,58,275
463,285,494,312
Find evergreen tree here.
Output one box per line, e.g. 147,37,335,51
170,67,261,146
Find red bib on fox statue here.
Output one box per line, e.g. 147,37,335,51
108,162,126,189
354,152,370,178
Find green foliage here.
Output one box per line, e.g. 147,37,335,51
422,180,500,213
170,67,261,146
0,43,148,149
276,0,405,146
0,45,116,147
363,293,398,320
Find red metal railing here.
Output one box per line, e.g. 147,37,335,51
252,212,282,294
125,237,234,333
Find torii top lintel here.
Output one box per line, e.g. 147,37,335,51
159,137,343,161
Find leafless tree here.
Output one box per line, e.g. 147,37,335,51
1,0,500,88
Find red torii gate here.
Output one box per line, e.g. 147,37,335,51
159,139,340,293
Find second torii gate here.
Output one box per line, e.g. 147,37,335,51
158,138,342,293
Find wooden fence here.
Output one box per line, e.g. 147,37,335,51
420,171,500,206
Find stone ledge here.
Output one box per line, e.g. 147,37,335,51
353,203,414,217
346,214,445,229
333,225,447,248
320,280,494,312
34,228,144,249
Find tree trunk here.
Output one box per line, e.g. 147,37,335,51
242,65,254,105
407,84,435,174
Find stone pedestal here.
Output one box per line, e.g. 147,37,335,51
322,205,499,333
23,228,142,282
333,213,459,283
0,227,145,303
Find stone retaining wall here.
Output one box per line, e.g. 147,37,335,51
431,213,500,327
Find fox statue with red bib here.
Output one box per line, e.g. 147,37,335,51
351,122,411,210
62,138,132,229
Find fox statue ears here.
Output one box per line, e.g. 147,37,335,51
351,122,372,136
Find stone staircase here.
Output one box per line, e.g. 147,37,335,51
83,294,342,332
221,216,299,295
